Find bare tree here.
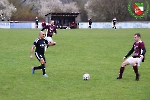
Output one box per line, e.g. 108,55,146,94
85,0,150,21
0,0,17,21
25,0,79,17
77,1,88,21
63,2,79,12
60,0,88,21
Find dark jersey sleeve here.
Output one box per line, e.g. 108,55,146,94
113,19,117,23
125,45,134,58
140,42,146,55
140,42,146,62
41,25,49,31
33,42,36,46
33,38,38,47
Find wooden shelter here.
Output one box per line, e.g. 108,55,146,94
45,12,80,28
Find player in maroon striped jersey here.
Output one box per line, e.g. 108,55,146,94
41,21,57,47
117,33,146,81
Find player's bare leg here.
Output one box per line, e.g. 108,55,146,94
47,40,56,48
50,40,56,46
117,61,129,79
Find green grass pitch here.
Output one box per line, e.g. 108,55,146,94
0,28,150,100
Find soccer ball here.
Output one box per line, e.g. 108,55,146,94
83,73,90,80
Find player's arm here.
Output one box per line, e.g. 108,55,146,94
141,42,146,56
140,49,146,61
41,25,48,31
140,48,146,59
140,42,146,60
30,40,37,59
41,27,45,31
124,46,134,58
30,45,35,59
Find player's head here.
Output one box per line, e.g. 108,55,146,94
134,33,141,42
51,20,54,25
39,31,45,39
41,22,46,27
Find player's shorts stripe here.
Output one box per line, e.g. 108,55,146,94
35,52,40,60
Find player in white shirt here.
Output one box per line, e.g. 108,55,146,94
112,17,117,30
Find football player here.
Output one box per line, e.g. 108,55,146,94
116,33,146,81
112,17,117,30
41,21,57,47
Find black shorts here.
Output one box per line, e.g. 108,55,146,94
113,22,116,25
35,52,46,63
36,21,38,25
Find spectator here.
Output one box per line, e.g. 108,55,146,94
70,22,76,29
88,18,92,29
35,17,39,28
